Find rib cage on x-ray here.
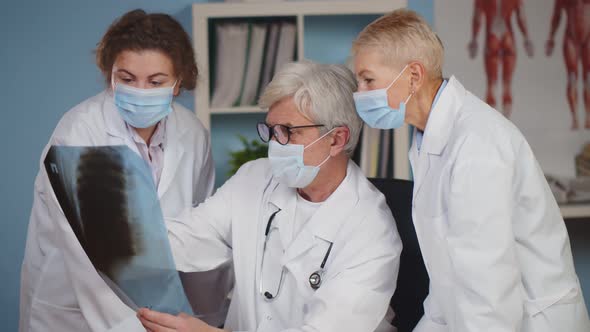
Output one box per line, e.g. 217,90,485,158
44,145,193,315
76,147,138,279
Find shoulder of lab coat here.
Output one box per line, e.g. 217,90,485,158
330,161,402,271
48,91,111,147
168,158,270,272
422,77,524,159
169,100,215,203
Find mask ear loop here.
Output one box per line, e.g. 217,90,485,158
403,77,416,104
385,64,409,91
304,127,336,150
316,153,332,168
305,127,338,168
404,89,414,104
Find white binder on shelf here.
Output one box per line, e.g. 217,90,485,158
258,22,281,99
273,21,297,76
211,23,249,108
239,23,268,106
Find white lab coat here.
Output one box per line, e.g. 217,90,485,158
19,91,215,332
410,77,590,332
167,158,402,332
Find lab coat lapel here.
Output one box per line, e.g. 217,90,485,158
268,179,297,250
412,76,464,202
283,162,359,265
158,105,187,198
411,136,431,203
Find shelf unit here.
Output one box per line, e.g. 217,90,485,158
192,1,589,219
192,0,410,180
560,204,590,220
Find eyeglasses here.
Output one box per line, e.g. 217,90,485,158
257,122,325,145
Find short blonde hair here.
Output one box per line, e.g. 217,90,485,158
259,61,362,156
352,9,444,78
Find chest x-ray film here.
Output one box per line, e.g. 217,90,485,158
44,145,193,315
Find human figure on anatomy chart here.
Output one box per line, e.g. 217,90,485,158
468,0,534,118
546,0,590,130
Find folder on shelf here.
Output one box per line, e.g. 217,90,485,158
273,21,297,76
211,23,249,108
239,23,268,106
258,22,281,100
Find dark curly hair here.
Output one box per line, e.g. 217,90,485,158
95,9,198,91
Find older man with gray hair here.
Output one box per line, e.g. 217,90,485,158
137,61,402,332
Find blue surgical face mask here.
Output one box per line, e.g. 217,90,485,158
268,129,334,188
353,65,412,129
112,78,177,129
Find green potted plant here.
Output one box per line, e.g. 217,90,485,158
228,135,268,177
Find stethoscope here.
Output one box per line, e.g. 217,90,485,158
308,242,333,290
259,209,334,300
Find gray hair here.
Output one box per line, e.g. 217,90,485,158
258,61,362,156
352,9,444,79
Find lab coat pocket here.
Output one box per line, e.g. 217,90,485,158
374,306,398,332
27,249,89,332
413,315,447,332
522,287,590,331
285,239,332,299
29,298,90,332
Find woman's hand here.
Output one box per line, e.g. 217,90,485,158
137,308,225,332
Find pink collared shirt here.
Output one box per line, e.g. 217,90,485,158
126,119,166,186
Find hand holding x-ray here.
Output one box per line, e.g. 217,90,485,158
44,145,230,325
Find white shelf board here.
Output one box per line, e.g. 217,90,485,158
193,0,406,18
210,106,266,114
560,203,590,219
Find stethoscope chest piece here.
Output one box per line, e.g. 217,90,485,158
309,271,322,290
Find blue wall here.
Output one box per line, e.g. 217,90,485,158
1,1,587,332
0,1,209,329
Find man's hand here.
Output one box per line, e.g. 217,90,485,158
137,308,225,332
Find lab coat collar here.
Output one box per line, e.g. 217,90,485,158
307,161,359,243
268,161,360,263
419,76,465,156
410,76,465,202
158,110,187,197
102,90,188,198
